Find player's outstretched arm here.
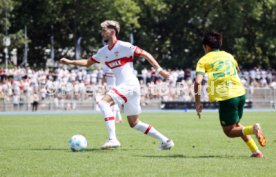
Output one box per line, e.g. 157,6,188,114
139,50,170,80
194,74,203,119
60,57,95,67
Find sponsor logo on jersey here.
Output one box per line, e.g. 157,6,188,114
105,56,133,69
108,60,121,68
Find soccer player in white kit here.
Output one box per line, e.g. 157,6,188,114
60,20,174,150
102,65,122,123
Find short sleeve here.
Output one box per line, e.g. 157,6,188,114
196,58,206,75
133,46,143,56
128,43,144,57
89,49,104,63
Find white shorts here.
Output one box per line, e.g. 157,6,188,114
107,82,141,116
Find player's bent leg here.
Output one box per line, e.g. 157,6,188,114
222,124,244,138
222,123,263,157
242,123,267,147
220,97,265,157
126,115,139,128
237,123,263,157
127,115,174,150
236,122,251,142
98,95,120,149
101,94,115,105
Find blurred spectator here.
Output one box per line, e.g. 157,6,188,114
13,94,20,111
30,91,40,111
270,79,276,89
0,66,275,112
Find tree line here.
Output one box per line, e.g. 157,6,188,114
0,0,275,69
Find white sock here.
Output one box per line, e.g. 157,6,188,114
133,121,169,143
116,111,122,121
112,104,122,121
98,100,116,140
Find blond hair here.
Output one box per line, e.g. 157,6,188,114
101,20,120,35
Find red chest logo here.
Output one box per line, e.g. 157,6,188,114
108,60,121,68
114,51,119,57
105,56,133,69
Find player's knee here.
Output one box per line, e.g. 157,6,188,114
224,132,232,138
127,116,139,128
98,100,109,111
128,119,137,128
128,121,137,128
223,129,235,138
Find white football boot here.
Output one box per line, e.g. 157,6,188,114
101,139,121,149
159,139,175,150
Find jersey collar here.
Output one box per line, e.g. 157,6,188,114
211,49,220,52
108,40,118,51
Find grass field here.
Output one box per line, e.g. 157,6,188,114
0,111,275,177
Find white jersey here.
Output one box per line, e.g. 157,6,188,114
102,65,116,90
89,40,143,85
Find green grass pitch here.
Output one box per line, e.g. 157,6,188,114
0,112,275,177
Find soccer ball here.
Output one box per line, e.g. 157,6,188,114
69,135,88,152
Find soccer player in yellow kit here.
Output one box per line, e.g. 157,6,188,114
194,31,266,157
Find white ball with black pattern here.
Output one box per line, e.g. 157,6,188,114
69,135,88,152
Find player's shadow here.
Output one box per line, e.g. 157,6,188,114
28,148,103,152
139,154,235,159
2,148,69,151
20,147,147,152
0,147,102,152
30,148,69,151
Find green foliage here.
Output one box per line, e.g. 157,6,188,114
1,0,275,69
0,0,25,49
142,0,276,69
9,0,142,65
0,0,13,32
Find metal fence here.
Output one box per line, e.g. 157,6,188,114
0,88,275,112
247,88,276,109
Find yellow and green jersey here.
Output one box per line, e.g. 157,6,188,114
196,50,245,102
